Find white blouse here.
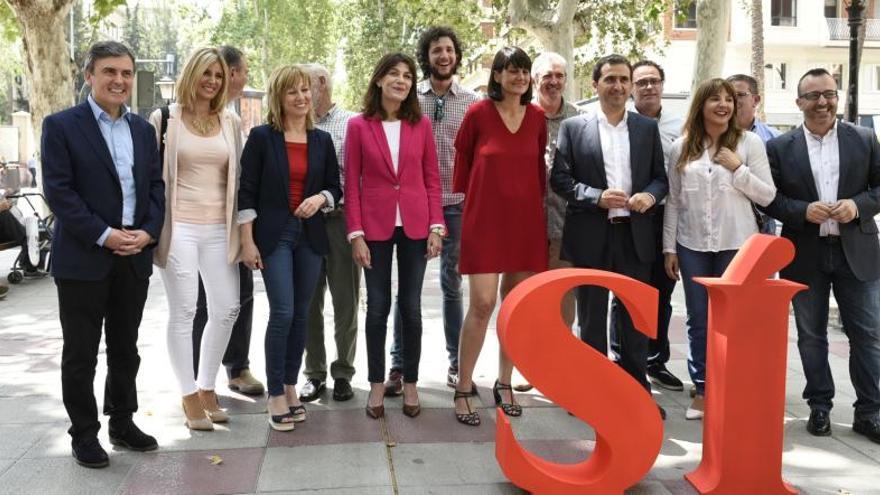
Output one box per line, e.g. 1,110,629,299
663,131,777,254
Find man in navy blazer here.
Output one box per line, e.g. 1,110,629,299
42,41,165,468
551,54,668,418
763,68,880,443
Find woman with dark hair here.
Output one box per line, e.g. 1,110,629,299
238,65,342,431
452,46,548,426
663,77,775,420
345,53,444,419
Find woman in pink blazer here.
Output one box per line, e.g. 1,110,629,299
345,52,444,419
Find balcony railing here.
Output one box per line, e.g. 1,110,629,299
826,17,880,41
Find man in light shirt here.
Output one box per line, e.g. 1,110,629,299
299,64,360,403
764,68,880,444
551,54,669,418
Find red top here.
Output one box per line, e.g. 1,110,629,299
453,99,548,274
286,142,308,213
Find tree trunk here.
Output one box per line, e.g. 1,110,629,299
691,0,731,93
750,0,766,121
508,0,578,101
7,0,76,150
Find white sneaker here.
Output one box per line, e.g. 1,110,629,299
24,215,39,267
686,395,705,420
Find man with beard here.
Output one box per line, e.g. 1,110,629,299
386,26,478,394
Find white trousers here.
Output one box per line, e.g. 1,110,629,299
160,222,240,395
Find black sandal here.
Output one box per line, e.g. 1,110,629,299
289,405,307,423
268,411,296,431
453,390,481,426
493,380,522,417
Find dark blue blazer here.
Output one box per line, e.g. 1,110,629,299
41,102,165,281
238,125,342,258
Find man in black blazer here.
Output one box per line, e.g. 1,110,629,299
763,68,880,443
551,54,668,416
42,41,165,467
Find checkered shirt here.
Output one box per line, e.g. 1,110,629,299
316,104,356,197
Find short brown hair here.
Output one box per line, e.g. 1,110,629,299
361,53,421,124
266,65,315,133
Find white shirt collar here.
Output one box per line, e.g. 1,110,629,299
803,120,838,142
596,106,628,127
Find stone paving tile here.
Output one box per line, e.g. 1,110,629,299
517,438,593,464
398,484,524,494
494,407,594,441
257,443,391,492
141,410,270,453
392,442,508,487
384,407,497,444
117,447,263,495
266,409,383,447
257,488,392,494
0,395,67,424
0,423,48,459
0,459,14,477
626,480,676,494
0,455,137,495
788,476,880,494
658,479,698,494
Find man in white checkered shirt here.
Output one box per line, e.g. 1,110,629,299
387,27,479,394
299,64,360,404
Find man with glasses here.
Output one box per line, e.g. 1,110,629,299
386,26,478,394
763,68,880,444
618,59,685,393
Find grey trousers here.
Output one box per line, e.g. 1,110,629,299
304,208,361,381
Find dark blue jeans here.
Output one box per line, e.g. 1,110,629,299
364,227,428,383
676,243,738,396
390,204,462,371
261,217,322,397
792,239,880,420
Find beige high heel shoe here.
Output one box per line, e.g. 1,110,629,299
182,392,213,431
198,389,230,423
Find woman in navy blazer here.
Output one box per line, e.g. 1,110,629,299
345,53,444,419
238,65,341,431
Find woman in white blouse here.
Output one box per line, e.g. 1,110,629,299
663,77,776,420
149,47,243,431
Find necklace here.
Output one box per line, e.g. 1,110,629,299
190,113,218,135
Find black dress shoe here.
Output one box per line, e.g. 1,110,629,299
109,422,158,452
852,416,880,444
807,409,832,436
333,379,354,401
299,378,325,402
647,364,684,391
72,437,109,468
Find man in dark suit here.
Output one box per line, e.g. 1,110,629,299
551,54,668,417
42,41,165,467
763,68,880,443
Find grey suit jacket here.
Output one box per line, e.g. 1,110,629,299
763,121,880,282
550,111,668,267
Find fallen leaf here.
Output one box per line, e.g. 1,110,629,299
208,455,223,465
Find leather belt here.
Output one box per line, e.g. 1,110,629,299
820,235,840,244
609,216,631,224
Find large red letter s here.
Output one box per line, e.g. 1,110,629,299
495,269,664,494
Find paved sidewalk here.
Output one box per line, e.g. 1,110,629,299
0,248,878,495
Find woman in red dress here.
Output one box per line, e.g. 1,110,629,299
452,46,548,426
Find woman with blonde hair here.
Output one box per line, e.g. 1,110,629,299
149,47,243,431
663,77,776,420
238,65,341,431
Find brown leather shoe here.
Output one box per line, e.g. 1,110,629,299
365,404,385,419
383,368,403,397
228,369,265,395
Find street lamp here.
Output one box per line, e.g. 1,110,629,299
156,76,175,104
845,0,866,123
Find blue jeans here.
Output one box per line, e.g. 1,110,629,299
792,239,880,420
261,217,322,397
676,243,738,396
364,227,428,383
390,204,463,371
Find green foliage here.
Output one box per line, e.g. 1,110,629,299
337,0,486,110
0,1,20,42
89,0,126,26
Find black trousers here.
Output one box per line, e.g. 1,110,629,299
57,256,149,442
610,206,676,366
576,222,652,391
192,263,254,379
363,227,428,384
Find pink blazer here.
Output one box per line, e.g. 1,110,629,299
345,114,444,241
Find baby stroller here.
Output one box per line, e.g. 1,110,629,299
5,191,53,284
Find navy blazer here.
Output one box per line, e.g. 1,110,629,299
550,111,668,266
238,125,342,258
763,121,880,282
41,102,165,281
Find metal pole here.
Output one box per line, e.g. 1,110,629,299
846,0,866,123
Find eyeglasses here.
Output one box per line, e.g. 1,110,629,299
734,92,753,99
434,95,445,122
799,90,839,101
634,78,663,89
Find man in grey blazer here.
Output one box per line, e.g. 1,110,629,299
764,68,880,443
551,54,668,417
